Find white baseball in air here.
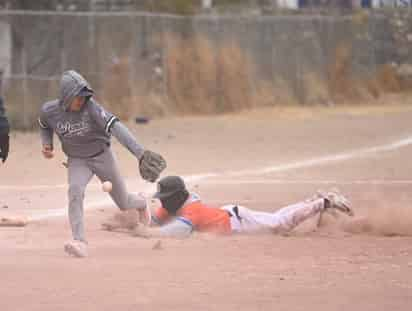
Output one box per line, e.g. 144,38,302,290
102,181,113,193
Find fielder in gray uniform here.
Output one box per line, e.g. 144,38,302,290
39,70,166,258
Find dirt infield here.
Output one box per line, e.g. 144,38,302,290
1,105,412,311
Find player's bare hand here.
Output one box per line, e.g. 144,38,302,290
138,206,151,226
42,145,54,159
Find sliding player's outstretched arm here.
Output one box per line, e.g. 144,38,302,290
132,219,193,239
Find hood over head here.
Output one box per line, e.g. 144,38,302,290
60,70,94,111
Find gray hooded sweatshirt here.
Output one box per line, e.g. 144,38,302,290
39,70,143,159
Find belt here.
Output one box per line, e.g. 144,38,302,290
87,143,111,158
90,148,106,158
226,205,242,223
66,143,110,160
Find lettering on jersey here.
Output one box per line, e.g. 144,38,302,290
56,114,91,137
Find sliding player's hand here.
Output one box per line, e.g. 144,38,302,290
42,144,54,159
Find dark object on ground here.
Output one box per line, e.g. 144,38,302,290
135,117,150,124
152,240,163,250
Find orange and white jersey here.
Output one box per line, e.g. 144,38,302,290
152,193,231,235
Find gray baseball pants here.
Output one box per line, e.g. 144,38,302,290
67,148,145,241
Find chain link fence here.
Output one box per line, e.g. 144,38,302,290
0,10,403,129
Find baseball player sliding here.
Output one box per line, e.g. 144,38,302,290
104,176,354,239
39,70,166,258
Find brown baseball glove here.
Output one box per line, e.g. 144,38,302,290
139,150,167,183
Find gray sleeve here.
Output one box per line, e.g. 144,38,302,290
38,109,53,147
87,100,118,134
111,121,145,160
157,218,193,239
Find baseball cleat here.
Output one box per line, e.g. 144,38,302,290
64,240,88,258
305,190,326,203
322,188,354,217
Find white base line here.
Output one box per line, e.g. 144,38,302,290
10,134,412,220
3,135,412,191
204,179,412,185
225,136,412,177
30,197,137,221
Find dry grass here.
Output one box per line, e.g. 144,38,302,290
328,43,359,101
68,36,412,123
327,42,405,106
17,35,412,129
302,73,330,105
374,63,402,93
255,79,298,107
96,35,264,119
166,35,218,114
7,31,412,130
165,35,257,114
101,57,134,121
217,42,255,112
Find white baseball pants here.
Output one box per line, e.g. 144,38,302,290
221,198,325,234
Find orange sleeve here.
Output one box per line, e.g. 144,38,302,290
177,210,197,227
152,207,170,225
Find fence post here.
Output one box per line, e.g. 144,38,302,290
60,17,66,74
21,35,29,129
